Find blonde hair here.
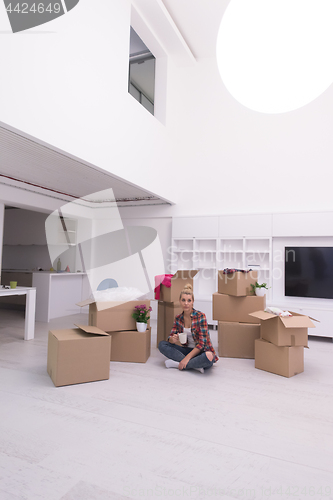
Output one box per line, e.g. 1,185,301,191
179,283,194,301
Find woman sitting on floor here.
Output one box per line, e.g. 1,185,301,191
158,284,218,373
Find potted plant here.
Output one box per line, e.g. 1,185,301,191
250,282,269,297
132,304,152,332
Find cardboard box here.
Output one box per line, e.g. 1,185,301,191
249,311,317,347
255,338,304,377
157,301,183,346
77,299,150,332
159,270,198,302
217,270,258,296
212,293,266,323
47,324,111,387
218,321,260,358
109,328,151,363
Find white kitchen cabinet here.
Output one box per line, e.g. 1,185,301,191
172,217,219,238
32,272,89,322
272,212,333,237
219,214,272,237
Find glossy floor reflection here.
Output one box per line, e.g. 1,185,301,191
0,308,333,500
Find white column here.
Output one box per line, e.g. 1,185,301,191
25,288,36,341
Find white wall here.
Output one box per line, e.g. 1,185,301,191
1,2,333,218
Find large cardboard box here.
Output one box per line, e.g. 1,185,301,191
47,324,111,387
255,338,304,377
109,328,151,363
218,321,260,358
218,270,258,296
157,301,183,346
212,293,266,323
159,270,198,302
77,299,150,332
249,310,317,347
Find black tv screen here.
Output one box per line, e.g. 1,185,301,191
285,247,333,299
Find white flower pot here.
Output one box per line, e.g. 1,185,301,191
136,322,147,332
255,288,267,297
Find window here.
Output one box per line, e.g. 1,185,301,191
128,27,155,115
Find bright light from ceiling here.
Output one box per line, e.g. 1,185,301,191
216,0,333,113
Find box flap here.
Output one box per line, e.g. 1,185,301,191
250,310,318,328
248,310,276,321
76,298,95,307
172,270,198,279
279,316,316,329
289,311,320,323
76,299,129,310
74,324,109,336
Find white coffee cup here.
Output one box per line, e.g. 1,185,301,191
178,331,187,344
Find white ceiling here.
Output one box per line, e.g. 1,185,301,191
0,122,171,208
162,0,229,59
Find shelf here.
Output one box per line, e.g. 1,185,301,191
172,228,272,309
172,239,193,251
194,239,217,252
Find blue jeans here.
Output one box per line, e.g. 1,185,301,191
158,341,214,370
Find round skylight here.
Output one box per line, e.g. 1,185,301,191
216,0,333,113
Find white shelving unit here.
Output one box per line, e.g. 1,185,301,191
171,218,272,324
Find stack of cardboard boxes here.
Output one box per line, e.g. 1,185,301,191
156,270,198,347
250,310,317,377
47,298,151,387
212,270,265,359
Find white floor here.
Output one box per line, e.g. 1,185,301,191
0,309,333,500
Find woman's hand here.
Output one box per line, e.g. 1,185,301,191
178,356,190,370
169,334,179,344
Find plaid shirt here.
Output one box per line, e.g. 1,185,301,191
170,308,218,362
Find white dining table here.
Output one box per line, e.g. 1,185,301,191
0,286,36,340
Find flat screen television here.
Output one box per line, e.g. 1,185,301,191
285,247,333,299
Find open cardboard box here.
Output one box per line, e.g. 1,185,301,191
77,299,150,332
47,324,111,387
212,293,266,323
249,310,318,347
255,338,304,378
109,328,151,363
218,321,260,358
218,270,258,297
159,270,198,302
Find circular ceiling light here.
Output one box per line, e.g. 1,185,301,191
216,0,333,113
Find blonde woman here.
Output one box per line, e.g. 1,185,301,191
158,284,218,373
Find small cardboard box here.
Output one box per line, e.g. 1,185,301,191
218,321,260,358
249,311,317,347
77,299,150,332
255,338,304,378
159,270,198,302
218,270,258,296
157,301,183,346
109,328,151,363
47,324,111,387
212,293,266,323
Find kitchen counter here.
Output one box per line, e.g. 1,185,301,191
32,272,90,322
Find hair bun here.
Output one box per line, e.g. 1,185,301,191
179,283,194,301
